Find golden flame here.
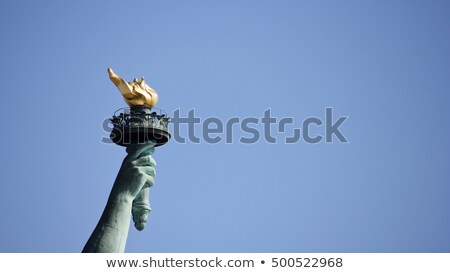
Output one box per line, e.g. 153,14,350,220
108,68,159,107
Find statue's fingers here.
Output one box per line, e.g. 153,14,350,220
138,165,155,176
132,156,156,167
141,148,156,159
144,175,155,189
138,166,156,186
125,142,156,162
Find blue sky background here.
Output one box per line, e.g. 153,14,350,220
0,0,449,252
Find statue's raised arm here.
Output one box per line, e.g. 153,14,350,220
83,68,169,253
82,143,156,253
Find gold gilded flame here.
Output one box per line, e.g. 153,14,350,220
108,68,159,107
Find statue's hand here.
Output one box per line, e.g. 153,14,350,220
110,142,156,231
112,142,156,201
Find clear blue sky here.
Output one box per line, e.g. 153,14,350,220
0,0,449,252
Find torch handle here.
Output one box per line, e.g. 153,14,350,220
132,187,151,231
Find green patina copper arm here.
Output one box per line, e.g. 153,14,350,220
82,142,156,253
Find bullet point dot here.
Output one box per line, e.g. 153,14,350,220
261,260,265,264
